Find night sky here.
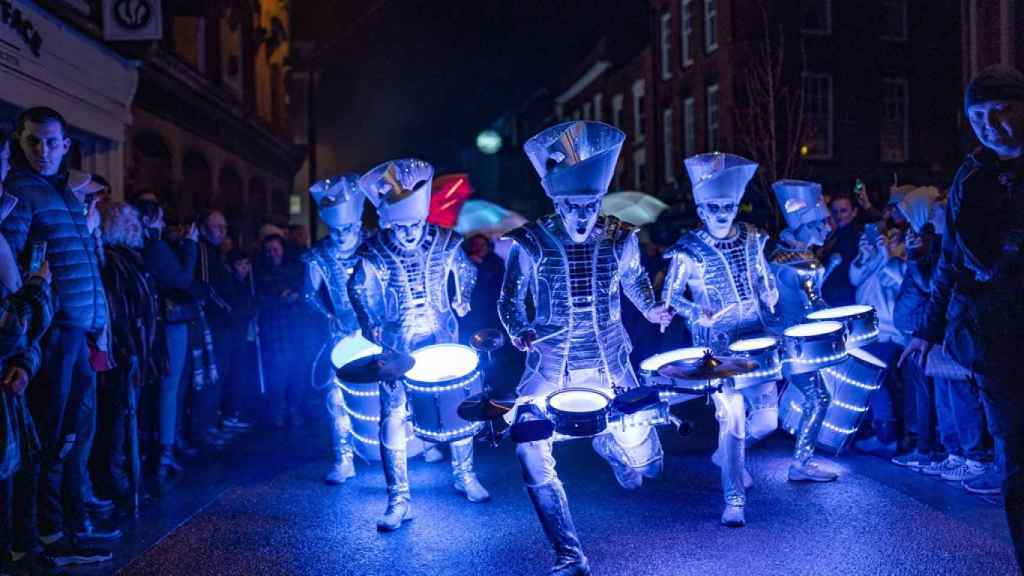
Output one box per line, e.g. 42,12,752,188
291,0,649,174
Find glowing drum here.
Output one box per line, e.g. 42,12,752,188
806,305,879,349
332,335,386,462
639,347,715,402
405,344,484,443
728,336,782,389
781,321,848,376
817,348,887,450
546,388,611,438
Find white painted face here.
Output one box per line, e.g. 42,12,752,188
555,197,601,243
329,223,361,256
794,219,831,248
389,220,426,250
696,200,739,239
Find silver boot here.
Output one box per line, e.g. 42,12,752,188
377,445,412,532
325,388,355,485
450,439,490,503
526,481,591,576
592,433,643,491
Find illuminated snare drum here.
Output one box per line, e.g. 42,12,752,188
806,305,879,349
332,335,383,461
405,344,484,443
546,388,611,438
780,347,886,452
727,336,782,389
781,321,848,376
638,347,714,403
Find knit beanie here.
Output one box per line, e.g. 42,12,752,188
964,64,1024,110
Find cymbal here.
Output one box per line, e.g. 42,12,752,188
457,393,515,422
470,328,506,353
658,353,757,381
336,351,415,383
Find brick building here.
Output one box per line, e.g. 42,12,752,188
648,0,963,210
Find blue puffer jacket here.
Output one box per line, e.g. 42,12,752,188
1,167,107,331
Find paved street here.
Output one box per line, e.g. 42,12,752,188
69,399,1018,576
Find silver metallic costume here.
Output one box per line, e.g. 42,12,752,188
302,174,366,485
501,121,669,576
662,153,779,527
348,158,488,532
769,180,838,481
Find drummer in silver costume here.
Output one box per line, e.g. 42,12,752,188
662,153,780,527
301,174,366,485
499,121,672,576
768,179,840,482
348,158,489,533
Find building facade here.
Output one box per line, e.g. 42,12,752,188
961,0,1022,85
647,0,963,210
128,0,303,244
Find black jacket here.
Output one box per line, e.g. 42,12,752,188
917,149,1024,378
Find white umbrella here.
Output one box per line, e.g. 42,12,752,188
455,199,527,237
601,191,668,226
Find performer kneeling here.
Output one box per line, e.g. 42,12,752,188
349,159,490,532
500,121,672,575
768,179,839,482
662,153,780,527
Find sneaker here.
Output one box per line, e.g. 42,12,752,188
222,417,252,430
891,451,931,469
854,435,898,458
921,454,964,477
942,459,988,482
44,537,112,566
963,465,1002,495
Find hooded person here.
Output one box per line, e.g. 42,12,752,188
300,174,369,485
347,158,487,532
497,121,671,576
902,64,1024,571
768,179,842,484
661,152,784,527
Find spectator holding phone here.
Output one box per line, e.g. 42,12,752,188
1,107,119,561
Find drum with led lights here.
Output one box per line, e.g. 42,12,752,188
405,344,485,443
546,388,611,438
727,336,783,389
780,347,886,453
638,347,715,403
805,305,879,349
781,321,848,376
332,335,389,461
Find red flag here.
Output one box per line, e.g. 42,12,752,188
427,173,473,228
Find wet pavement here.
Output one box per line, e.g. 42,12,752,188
68,400,1017,576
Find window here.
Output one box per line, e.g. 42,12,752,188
800,0,831,34
683,97,696,156
802,73,834,158
681,0,694,66
706,83,719,151
881,78,908,162
593,94,604,122
612,94,624,128
880,0,907,41
704,0,717,53
663,108,676,183
660,12,673,80
633,80,646,142
583,102,592,120
634,149,647,190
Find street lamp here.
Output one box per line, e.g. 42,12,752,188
476,130,503,155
